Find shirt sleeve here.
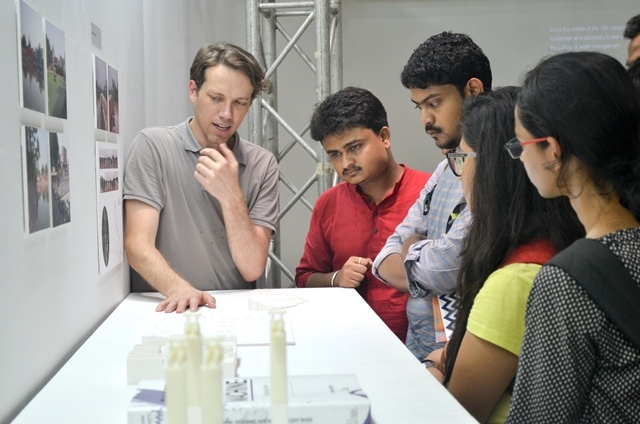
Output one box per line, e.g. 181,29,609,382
372,165,441,281
403,206,470,297
247,152,279,233
467,263,540,356
122,131,165,211
295,197,332,287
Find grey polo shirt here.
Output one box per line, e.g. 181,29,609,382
123,118,279,291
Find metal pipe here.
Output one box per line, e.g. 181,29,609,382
276,21,316,73
261,99,317,159
265,12,315,80
259,2,314,10
279,174,315,211
278,174,318,220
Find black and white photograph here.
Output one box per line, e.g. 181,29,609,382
95,142,123,275
98,147,118,169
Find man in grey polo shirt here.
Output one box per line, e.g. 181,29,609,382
123,42,279,313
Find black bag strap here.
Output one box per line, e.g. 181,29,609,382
547,238,640,350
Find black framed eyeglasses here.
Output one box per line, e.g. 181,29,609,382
503,137,548,159
446,151,477,177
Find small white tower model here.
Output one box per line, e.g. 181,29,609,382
184,312,203,417
270,310,288,424
202,338,224,424
166,337,188,424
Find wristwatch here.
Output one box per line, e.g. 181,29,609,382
421,359,438,370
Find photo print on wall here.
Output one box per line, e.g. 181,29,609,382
22,126,51,233
49,132,71,226
108,65,119,133
93,55,108,131
18,0,46,114
95,142,123,275
45,20,67,119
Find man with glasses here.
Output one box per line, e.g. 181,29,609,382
624,13,640,67
372,32,491,360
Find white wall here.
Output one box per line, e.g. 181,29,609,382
1,0,637,422
0,0,144,422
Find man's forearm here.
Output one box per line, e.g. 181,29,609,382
376,253,409,292
125,240,192,296
220,196,270,282
305,272,335,287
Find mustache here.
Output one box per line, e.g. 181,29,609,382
425,125,442,134
342,166,361,176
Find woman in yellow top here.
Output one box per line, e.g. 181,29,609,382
424,87,584,423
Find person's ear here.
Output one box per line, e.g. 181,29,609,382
379,126,391,146
188,80,198,102
546,136,562,161
464,78,484,97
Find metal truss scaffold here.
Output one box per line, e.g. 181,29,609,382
245,0,343,288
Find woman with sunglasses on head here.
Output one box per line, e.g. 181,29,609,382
424,86,583,423
505,52,640,423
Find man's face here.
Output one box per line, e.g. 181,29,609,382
410,84,464,153
188,64,253,150
323,126,391,187
628,34,640,66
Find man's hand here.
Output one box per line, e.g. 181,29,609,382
195,144,242,204
401,233,428,260
156,285,217,313
335,256,372,288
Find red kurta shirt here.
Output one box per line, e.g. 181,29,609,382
295,165,431,342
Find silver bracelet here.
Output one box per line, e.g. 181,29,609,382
421,359,438,369
330,270,339,287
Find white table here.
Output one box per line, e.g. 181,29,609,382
13,288,476,423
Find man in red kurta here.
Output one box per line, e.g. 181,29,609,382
295,87,430,342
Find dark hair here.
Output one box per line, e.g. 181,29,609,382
629,58,640,93
624,14,640,39
401,31,492,97
309,86,388,142
517,52,640,220
442,87,584,386
190,42,269,99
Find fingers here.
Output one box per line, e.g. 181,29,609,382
200,145,238,165
155,290,216,313
203,293,217,308
352,256,372,270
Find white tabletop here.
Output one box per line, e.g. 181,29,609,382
13,288,476,423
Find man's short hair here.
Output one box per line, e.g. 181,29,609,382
310,86,388,142
190,42,269,99
401,31,492,96
624,14,640,39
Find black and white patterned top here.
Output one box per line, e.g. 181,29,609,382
506,228,640,423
